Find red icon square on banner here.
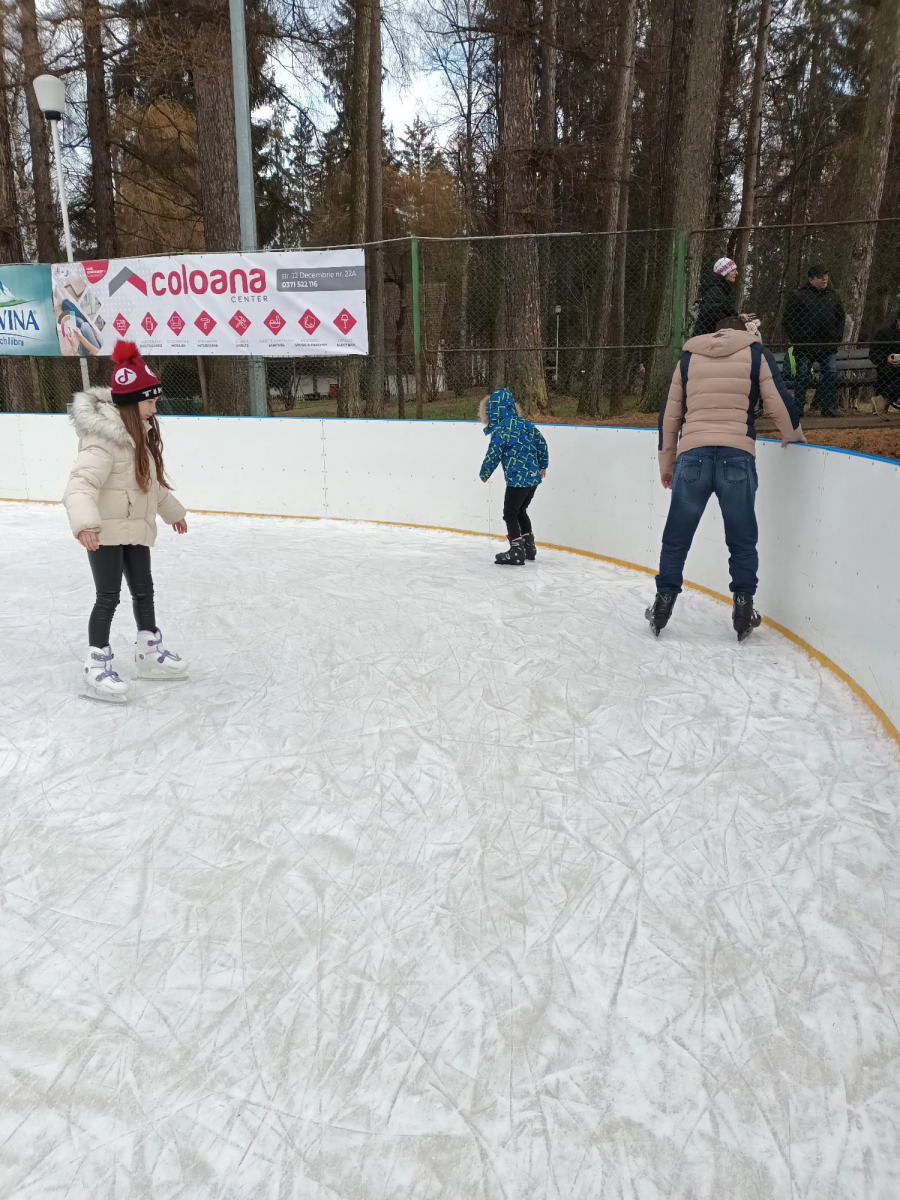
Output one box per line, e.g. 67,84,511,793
229,311,251,336
113,313,130,336
168,312,185,336
195,311,216,336
299,309,320,335
141,313,158,336
334,308,357,335
264,310,286,335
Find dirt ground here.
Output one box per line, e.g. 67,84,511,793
533,410,900,460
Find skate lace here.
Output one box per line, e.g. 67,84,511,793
147,631,181,664
93,652,122,683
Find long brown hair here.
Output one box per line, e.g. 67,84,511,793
119,405,173,492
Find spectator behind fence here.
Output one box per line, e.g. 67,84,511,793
782,265,846,418
870,311,900,415
691,257,740,336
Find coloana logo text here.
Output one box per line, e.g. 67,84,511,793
149,265,266,298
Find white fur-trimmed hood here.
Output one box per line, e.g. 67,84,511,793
68,387,133,447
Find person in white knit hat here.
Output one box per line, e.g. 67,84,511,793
690,257,753,337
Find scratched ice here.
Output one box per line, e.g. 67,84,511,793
1,504,898,1199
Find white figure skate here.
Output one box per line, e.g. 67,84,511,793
135,629,189,681
83,646,129,704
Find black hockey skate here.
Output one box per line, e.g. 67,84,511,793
495,536,526,566
645,591,677,636
733,592,762,642
523,533,537,561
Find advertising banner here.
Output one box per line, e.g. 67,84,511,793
0,264,60,356
51,250,368,358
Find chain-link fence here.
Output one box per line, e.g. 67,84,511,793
686,218,900,416
2,221,897,418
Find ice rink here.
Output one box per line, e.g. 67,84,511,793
2,501,899,1199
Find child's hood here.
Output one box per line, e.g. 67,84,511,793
480,388,523,434
69,387,133,447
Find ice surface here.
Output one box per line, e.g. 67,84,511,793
1,503,899,1200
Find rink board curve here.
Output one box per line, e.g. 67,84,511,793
3,412,899,737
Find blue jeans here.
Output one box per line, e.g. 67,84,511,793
794,352,837,417
657,447,759,595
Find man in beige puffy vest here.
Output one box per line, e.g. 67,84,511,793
646,317,805,641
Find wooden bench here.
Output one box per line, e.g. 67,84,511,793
780,346,877,411
836,347,877,409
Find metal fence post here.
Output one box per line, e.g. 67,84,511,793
229,0,268,417
411,237,423,419
671,230,688,351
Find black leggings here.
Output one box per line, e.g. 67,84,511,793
87,545,156,648
503,486,537,541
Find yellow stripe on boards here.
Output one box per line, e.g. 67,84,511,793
4,496,898,752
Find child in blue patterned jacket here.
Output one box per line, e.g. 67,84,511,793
479,388,549,565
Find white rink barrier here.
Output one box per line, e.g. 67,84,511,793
3,412,899,740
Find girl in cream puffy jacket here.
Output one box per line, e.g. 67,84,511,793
63,342,190,702
65,388,186,547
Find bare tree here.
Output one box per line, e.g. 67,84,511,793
339,0,371,417
82,0,118,256
838,0,900,339
19,0,59,262
732,0,772,295
365,0,385,417
581,0,638,416
496,0,549,413
537,0,557,338
0,5,39,412
420,0,493,391
642,0,729,410
191,7,242,251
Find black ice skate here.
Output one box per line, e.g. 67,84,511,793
645,592,677,636
733,592,762,642
495,536,526,566
523,533,537,561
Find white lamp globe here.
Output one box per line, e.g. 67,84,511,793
32,74,66,119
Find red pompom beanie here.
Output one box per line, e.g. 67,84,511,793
109,341,162,407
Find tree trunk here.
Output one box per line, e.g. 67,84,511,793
191,3,248,415
0,7,22,265
456,238,472,393
365,0,384,417
604,22,637,408
582,0,638,416
838,0,900,340
642,0,729,411
339,0,371,418
709,0,739,229
0,7,37,412
732,0,772,298
639,0,691,348
19,0,59,262
192,15,241,252
537,0,558,344
82,0,118,256
498,0,549,414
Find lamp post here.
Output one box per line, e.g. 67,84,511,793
554,305,562,386
32,73,89,390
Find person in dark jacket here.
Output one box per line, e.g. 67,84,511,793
479,388,549,566
869,312,900,413
691,258,739,336
782,265,846,417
